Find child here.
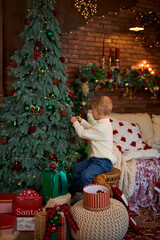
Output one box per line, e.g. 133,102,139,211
70,96,116,202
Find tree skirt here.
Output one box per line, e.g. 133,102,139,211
124,207,160,240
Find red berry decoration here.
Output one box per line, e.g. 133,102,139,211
28,125,36,133
50,163,56,169
49,153,56,160
60,109,67,117
59,56,65,63
35,40,42,48
13,163,21,171
24,17,31,25
53,78,60,85
1,137,8,145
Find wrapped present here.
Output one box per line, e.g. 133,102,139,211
0,193,15,214
34,210,47,240
0,214,16,237
16,217,35,231
34,203,79,240
34,211,69,240
13,189,42,217
42,165,68,200
45,193,71,209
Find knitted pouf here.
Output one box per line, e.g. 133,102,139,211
71,198,129,240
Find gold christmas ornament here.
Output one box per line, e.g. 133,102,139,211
82,82,89,96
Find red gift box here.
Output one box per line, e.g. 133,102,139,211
0,214,16,236
0,193,16,214
13,189,42,217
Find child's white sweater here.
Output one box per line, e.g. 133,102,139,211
73,118,116,165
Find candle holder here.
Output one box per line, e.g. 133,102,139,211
109,57,112,69
116,59,120,68
101,56,105,69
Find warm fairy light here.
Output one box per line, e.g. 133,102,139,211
139,61,155,75
74,0,98,20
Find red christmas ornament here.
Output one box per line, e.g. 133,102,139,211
50,163,56,169
92,69,96,74
13,163,21,171
35,40,42,48
60,109,67,117
28,125,36,133
11,89,17,95
49,153,56,160
51,226,57,233
10,60,17,68
59,56,65,63
52,10,57,17
1,137,8,145
24,17,31,25
53,78,60,85
96,190,104,194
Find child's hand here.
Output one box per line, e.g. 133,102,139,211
76,116,82,122
70,116,77,123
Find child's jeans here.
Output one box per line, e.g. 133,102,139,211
74,157,113,192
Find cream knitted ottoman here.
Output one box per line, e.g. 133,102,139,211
71,199,129,240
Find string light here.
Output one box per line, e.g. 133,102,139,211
74,0,98,20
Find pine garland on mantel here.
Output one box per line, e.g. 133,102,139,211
72,62,160,116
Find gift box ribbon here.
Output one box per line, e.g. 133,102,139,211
43,203,79,240
43,168,68,200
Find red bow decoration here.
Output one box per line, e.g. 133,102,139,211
43,203,79,240
68,90,75,100
33,48,42,61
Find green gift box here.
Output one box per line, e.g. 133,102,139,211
42,170,68,199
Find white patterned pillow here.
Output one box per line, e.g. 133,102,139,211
110,117,145,152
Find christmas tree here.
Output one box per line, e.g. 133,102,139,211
0,0,82,193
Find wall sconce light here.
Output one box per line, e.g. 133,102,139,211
129,2,144,32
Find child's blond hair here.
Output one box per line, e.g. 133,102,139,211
91,96,113,116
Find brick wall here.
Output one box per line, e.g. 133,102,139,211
2,0,160,114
